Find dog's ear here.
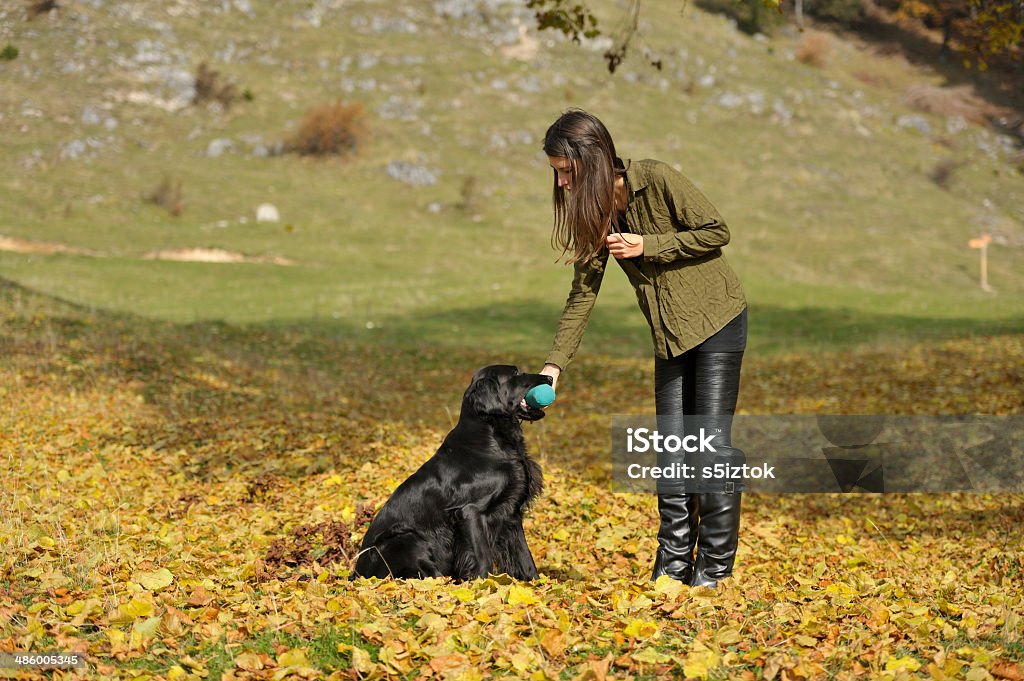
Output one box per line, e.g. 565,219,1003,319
467,377,508,417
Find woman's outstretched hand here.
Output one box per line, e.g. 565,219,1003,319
607,233,643,259
540,364,561,392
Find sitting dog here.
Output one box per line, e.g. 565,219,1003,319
352,365,551,581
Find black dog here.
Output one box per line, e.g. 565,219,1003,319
352,365,550,581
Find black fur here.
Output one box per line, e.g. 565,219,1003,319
352,365,550,581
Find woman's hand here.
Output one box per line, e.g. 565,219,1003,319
540,364,561,392
607,233,643,260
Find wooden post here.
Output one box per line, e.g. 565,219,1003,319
968,233,994,293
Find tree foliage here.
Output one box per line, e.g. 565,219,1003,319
525,0,601,43
525,0,649,72
523,0,1022,70
888,0,1024,68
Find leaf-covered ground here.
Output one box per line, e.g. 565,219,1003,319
1,281,1022,680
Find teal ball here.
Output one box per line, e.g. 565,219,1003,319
525,384,556,408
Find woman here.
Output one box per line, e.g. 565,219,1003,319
538,109,748,588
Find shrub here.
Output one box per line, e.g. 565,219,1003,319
795,31,832,67
804,0,866,27
144,176,184,217
928,158,964,189
285,101,366,157
193,62,238,110
1014,151,1024,176
0,44,18,61
457,175,480,214
26,0,58,20
694,0,786,35
903,84,994,125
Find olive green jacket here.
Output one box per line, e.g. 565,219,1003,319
545,159,747,369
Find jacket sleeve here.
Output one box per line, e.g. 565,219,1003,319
642,167,730,263
545,251,608,370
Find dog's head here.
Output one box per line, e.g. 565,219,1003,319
463,365,553,422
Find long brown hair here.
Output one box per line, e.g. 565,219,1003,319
543,109,625,264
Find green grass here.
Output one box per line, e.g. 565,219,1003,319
197,636,236,680
240,626,357,670
1,249,1020,363
1,0,1022,359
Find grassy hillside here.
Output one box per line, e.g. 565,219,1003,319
1,0,1022,361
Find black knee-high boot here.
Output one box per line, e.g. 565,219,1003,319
691,352,744,588
691,486,742,588
651,493,698,582
651,359,698,583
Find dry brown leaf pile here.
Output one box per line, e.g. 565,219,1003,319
1,283,1021,680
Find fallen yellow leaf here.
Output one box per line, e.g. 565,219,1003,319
278,648,309,668
135,568,174,591
508,584,538,606
623,619,659,638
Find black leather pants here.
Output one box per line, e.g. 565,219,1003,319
652,350,744,587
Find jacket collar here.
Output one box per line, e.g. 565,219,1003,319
623,159,648,193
